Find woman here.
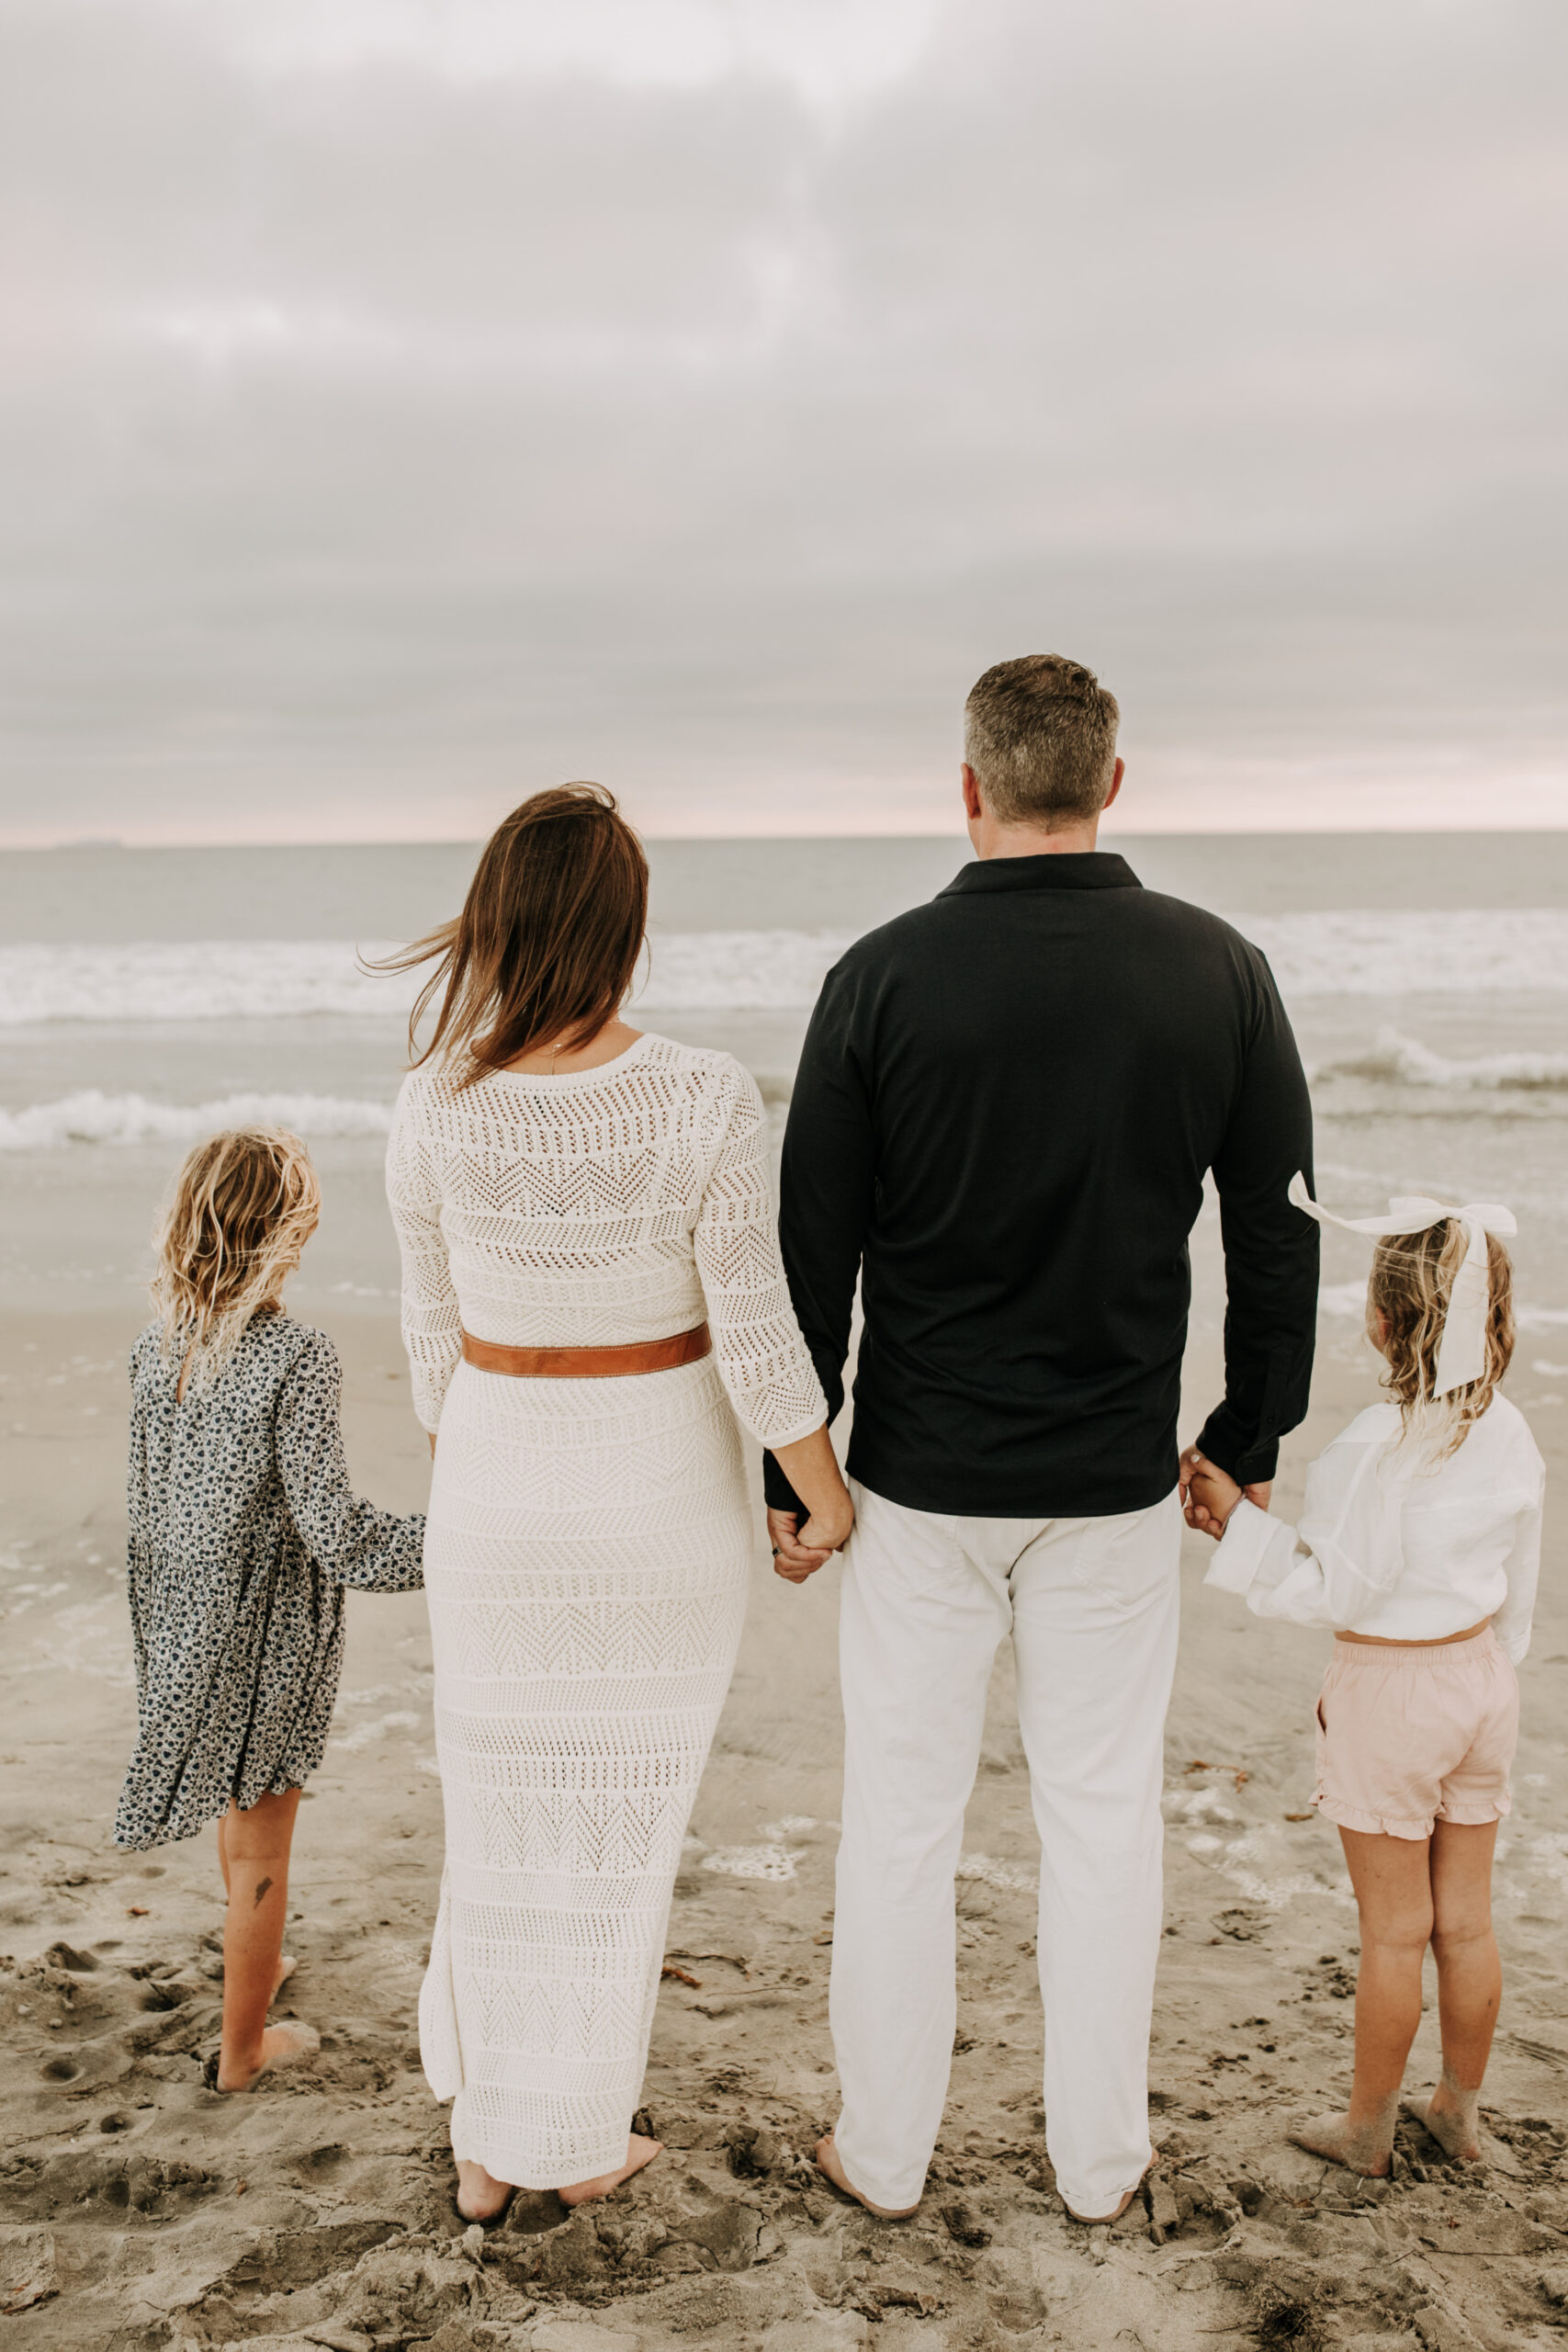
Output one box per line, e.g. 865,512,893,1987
383,784,852,2222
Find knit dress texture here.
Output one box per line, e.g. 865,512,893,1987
115,1314,426,1850
386,1034,826,2188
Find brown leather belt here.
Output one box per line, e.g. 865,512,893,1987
460,1321,712,1379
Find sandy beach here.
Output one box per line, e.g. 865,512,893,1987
5,1246,1568,2351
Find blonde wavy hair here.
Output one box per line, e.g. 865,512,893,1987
1368,1217,1515,1455
152,1128,321,1393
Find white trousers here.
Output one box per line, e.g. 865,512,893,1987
830,1480,1182,2220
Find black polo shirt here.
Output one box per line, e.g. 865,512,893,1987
763,851,1318,1520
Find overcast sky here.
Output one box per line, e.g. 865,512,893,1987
2,0,1564,842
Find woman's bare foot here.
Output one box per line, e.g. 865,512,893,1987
558,2132,663,2207
271,1953,297,2003
215,2019,321,2093
1290,2109,1394,2177
1403,2086,1483,2163
814,2132,921,2219
1063,2148,1158,2225
456,2158,515,2224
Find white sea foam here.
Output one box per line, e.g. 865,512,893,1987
4,910,1568,1027
699,1844,800,1881
955,1850,1038,1894
0,1089,394,1151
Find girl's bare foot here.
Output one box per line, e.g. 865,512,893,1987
558,2132,663,2206
456,2159,515,2224
1290,2107,1394,2177
814,2132,921,2219
1403,2086,1483,2164
1063,2148,1158,2225
215,2019,321,2093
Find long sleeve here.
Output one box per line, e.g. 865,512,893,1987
1491,1477,1544,1667
276,1334,426,1590
1203,1431,1415,1628
694,1063,827,1452
386,1078,462,1432
1195,953,1320,1486
763,962,876,1510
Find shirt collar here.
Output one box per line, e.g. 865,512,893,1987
936,851,1143,899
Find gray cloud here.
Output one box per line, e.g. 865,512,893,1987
0,0,1563,841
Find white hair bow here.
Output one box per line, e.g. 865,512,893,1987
1288,1171,1516,1399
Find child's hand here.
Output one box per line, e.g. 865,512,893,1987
1184,1450,1243,1540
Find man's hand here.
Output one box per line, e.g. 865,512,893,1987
1179,1445,1269,1531
767,1505,838,1586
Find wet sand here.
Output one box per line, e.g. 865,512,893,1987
4,1301,1568,2351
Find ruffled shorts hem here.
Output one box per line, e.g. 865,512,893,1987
1314,1791,1433,1840
1314,1789,1511,1839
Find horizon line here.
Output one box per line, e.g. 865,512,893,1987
7,818,1568,853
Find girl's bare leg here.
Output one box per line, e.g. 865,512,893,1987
1292,1826,1434,2176
216,1812,296,1999
1402,1819,1499,2162
216,1788,318,2091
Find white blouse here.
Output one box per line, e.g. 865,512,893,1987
1203,1394,1545,1663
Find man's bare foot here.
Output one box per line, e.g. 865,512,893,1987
271,1953,297,2003
1289,2109,1393,2177
455,2158,515,2224
1063,2147,1158,2225
215,2019,321,2093
1402,2088,1483,2164
814,2132,921,2219
558,2132,663,2207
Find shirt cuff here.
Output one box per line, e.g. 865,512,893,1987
762,1453,806,1514
1201,1498,1279,1596
1193,1407,1280,1488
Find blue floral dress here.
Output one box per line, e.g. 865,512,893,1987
115,1312,425,1849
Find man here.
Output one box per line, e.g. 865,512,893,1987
765,654,1318,2226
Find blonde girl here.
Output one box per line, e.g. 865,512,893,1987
116,1128,425,2091
1186,1179,1544,2177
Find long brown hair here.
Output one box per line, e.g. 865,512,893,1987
152,1128,321,1391
1368,1218,1515,1454
377,784,649,1082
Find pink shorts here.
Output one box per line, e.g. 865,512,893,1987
1314,1624,1518,1841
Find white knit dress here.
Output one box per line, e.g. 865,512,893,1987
386,1034,826,2188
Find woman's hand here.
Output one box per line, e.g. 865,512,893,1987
767,1496,855,1584
766,1425,854,1586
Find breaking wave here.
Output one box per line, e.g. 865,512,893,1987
1316,1026,1568,1091
0,1090,394,1151
3,910,1568,1026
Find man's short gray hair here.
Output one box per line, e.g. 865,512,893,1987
964,654,1121,827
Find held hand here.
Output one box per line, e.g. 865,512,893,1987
1179,1445,1268,1530
1180,1447,1244,1540
767,1498,853,1587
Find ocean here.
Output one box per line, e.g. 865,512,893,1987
2,833,1566,1363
